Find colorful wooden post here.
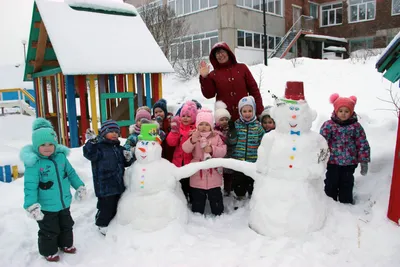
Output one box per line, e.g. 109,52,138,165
77,75,89,144
65,75,79,147
145,73,152,108
388,110,400,224
88,75,99,134
136,74,144,108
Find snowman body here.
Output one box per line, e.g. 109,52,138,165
252,98,329,237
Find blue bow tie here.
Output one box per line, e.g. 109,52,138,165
290,130,300,136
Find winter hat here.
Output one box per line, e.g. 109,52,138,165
135,108,152,122
152,98,168,118
100,120,120,137
196,108,214,128
180,100,198,123
238,96,256,113
214,101,231,122
32,118,58,152
259,105,273,120
137,106,151,114
329,93,357,115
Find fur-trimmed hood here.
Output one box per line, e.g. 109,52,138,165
20,144,70,167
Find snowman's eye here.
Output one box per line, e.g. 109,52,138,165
289,106,294,110
145,141,148,145
295,107,300,111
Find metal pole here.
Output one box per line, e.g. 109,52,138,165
262,0,268,66
21,40,27,62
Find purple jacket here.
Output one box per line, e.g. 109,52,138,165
320,112,370,166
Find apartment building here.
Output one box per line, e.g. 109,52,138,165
125,0,286,64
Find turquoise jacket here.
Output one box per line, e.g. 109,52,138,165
20,145,84,212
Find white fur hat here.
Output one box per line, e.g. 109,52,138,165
259,105,273,120
214,101,231,122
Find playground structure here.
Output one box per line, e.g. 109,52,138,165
24,0,173,148
0,164,19,183
0,88,36,116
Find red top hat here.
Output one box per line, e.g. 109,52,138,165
284,81,305,100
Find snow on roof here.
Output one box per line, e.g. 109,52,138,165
66,0,137,15
0,64,33,89
36,0,174,75
376,30,400,64
323,46,347,52
305,34,348,43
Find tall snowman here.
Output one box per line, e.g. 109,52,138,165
251,81,329,237
112,124,215,233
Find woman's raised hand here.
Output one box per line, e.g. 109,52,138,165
199,61,210,78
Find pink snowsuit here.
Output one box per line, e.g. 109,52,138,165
166,123,196,167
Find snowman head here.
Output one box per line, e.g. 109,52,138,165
271,81,317,134
135,123,162,164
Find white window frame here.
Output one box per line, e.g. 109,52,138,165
309,2,318,19
168,0,218,17
236,0,283,17
348,0,376,23
237,30,282,50
320,2,343,27
392,0,400,15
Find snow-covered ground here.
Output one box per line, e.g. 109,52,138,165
0,57,399,266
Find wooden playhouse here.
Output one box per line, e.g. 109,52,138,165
24,0,174,147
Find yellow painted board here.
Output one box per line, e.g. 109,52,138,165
12,166,18,179
127,74,134,92
37,78,43,117
89,75,98,134
158,73,163,98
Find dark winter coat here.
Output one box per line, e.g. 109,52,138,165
320,112,370,166
199,42,264,121
83,137,134,197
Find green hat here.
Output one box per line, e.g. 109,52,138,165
138,123,161,144
32,118,58,152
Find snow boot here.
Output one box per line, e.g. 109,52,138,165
61,246,76,254
98,226,108,236
45,253,60,262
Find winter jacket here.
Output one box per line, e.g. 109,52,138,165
199,42,264,121
320,112,370,166
83,137,134,197
166,123,196,167
20,145,84,212
231,119,265,162
182,132,227,189
154,113,175,162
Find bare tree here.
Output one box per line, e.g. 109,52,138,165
174,56,203,81
139,1,189,62
376,84,400,117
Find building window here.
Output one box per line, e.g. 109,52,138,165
309,2,318,18
349,38,373,52
321,3,342,26
237,30,282,50
393,0,400,15
168,0,217,16
170,31,218,60
349,0,375,22
236,0,282,16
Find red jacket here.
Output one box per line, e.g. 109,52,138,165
166,122,196,167
200,42,264,121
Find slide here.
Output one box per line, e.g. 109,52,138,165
0,100,36,116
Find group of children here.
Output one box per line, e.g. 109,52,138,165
21,92,370,262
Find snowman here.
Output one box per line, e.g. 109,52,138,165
113,123,220,232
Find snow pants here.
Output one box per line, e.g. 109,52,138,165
324,164,357,204
191,187,224,216
180,177,191,204
37,208,74,257
223,170,234,196
232,171,254,198
95,194,121,227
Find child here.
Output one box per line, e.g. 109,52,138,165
152,98,175,162
259,106,276,133
182,109,227,215
320,94,370,204
166,100,198,203
231,96,265,204
20,118,86,262
214,101,235,196
124,107,152,151
83,120,135,235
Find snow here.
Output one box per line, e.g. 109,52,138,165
1,56,400,266
324,46,347,52
66,0,137,15
305,34,348,43
35,0,174,74
0,64,33,89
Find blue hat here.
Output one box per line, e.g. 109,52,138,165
152,99,168,118
100,120,120,137
32,118,58,152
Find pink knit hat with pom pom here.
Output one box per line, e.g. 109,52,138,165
180,100,198,123
196,108,214,128
330,93,357,115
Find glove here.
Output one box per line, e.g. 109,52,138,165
123,150,133,162
191,131,201,143
140,118,151,124
27,203,44,221
360,162,368,176
155,116,163,124
85,129,97,141
228,123,237,140
170,117,180,132
74,186,87,201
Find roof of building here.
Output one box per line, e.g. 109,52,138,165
376,31,400,83
24,0,173,81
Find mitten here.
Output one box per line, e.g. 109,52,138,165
228,122,237,139
191,131,201,143
155,116,163,124
74,186,87,201
123,150,133,162
26,203,44,221
360,162,368,176
85,129,97,141
170,117,180,132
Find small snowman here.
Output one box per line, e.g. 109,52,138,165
113,124,217,232
251,81,329,237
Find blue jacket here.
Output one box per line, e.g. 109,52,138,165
83,137,134,197
20,145,84,212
